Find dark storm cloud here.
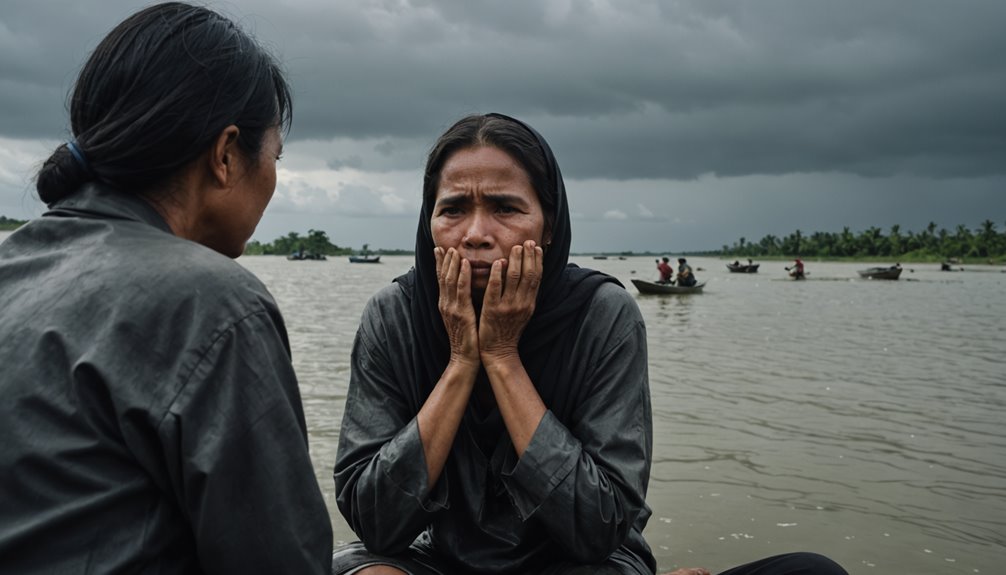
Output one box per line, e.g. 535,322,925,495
1,0,1004,181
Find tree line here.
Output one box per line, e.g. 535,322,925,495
0,216,27,231
243,229,412,256
244,229,350,256
720,220,1006,261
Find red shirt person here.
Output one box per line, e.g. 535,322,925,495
656,257,675,283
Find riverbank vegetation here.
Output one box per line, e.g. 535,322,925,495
0,216,27,231
719,221,1006,264
244,229,411,256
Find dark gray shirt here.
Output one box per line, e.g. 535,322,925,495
335,281,655,574
0,185,332,574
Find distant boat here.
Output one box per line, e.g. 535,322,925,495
349,243,381,264
287,251,326,261
593,255,608,260
630,279,706,295
726,262,759,273
858,266,902,280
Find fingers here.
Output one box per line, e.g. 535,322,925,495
435,247,467,303
497,240,542,300
485,257,505,302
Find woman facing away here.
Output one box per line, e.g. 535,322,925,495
332,114,848,575
0,3,332,573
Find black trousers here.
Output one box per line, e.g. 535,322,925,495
717,552,847,575
332,548,847,575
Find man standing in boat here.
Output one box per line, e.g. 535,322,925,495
656,256,675,284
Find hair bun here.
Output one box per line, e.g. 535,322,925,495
36,144,94,205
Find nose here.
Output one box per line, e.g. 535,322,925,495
462,211,492,250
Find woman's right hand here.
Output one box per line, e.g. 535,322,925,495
435,247,480,369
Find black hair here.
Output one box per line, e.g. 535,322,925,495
422,114,556,233
36,2,292,205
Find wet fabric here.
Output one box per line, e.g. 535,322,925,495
334,282,654,574
334,113,654,574
0,184,332,574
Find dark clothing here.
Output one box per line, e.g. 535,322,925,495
334,114,655,574
677,263,697,287
334,282,654,574
718,552,848,575
0,185,332,574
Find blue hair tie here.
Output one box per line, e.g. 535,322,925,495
66,140,93,175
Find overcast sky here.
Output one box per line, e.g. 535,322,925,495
2,0,1004,252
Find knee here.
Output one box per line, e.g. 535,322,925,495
786,552,848,575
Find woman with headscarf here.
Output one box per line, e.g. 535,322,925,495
0,4,331,573
332,114,847,575
334,113,652,574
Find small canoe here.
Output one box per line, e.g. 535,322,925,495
349,255,381,263
858,266,902,280
631,279,706,294
726,263,759,273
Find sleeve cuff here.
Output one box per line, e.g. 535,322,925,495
500,411,580,519
382,417,449,512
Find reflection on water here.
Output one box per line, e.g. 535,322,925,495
186,254,1006,573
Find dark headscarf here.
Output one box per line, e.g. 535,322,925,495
395,113,622,415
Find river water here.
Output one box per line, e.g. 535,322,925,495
3,225,1003,574
239,254,1005,575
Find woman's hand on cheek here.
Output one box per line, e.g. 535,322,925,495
435,247,480,369
478,240,543,364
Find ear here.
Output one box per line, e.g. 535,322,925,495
209,125,241,188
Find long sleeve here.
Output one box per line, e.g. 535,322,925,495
333,300,449,554
499,290,652,564
158,309,333,574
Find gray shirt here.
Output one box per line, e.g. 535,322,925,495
335,281,655,574
0,185,332,574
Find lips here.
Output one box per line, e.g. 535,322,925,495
468,260,493,277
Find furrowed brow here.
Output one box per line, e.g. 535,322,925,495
485,193,530,207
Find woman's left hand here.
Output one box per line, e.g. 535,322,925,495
478,240,543,364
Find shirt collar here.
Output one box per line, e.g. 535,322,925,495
44,183,174,235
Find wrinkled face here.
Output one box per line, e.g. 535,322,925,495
431,145,549,292
207,127,282,258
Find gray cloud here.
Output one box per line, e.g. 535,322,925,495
1,0,1004,250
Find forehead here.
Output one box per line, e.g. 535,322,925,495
435,146,535,199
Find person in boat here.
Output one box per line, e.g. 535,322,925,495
788,258,806,279
332,114,846,575
676,257,698,287
657,256,675,283
0,4,332,573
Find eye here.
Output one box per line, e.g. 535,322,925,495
496,204,518,214
437,206,462,216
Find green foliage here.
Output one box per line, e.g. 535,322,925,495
242,230,410,257
720,221,1006,263
244,229,350,256
0,215,28,231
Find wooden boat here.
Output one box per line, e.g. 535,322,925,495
726,263,759,273
287,252,326,261
349,244,381,264
857,266,902,280
631,279,705,294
